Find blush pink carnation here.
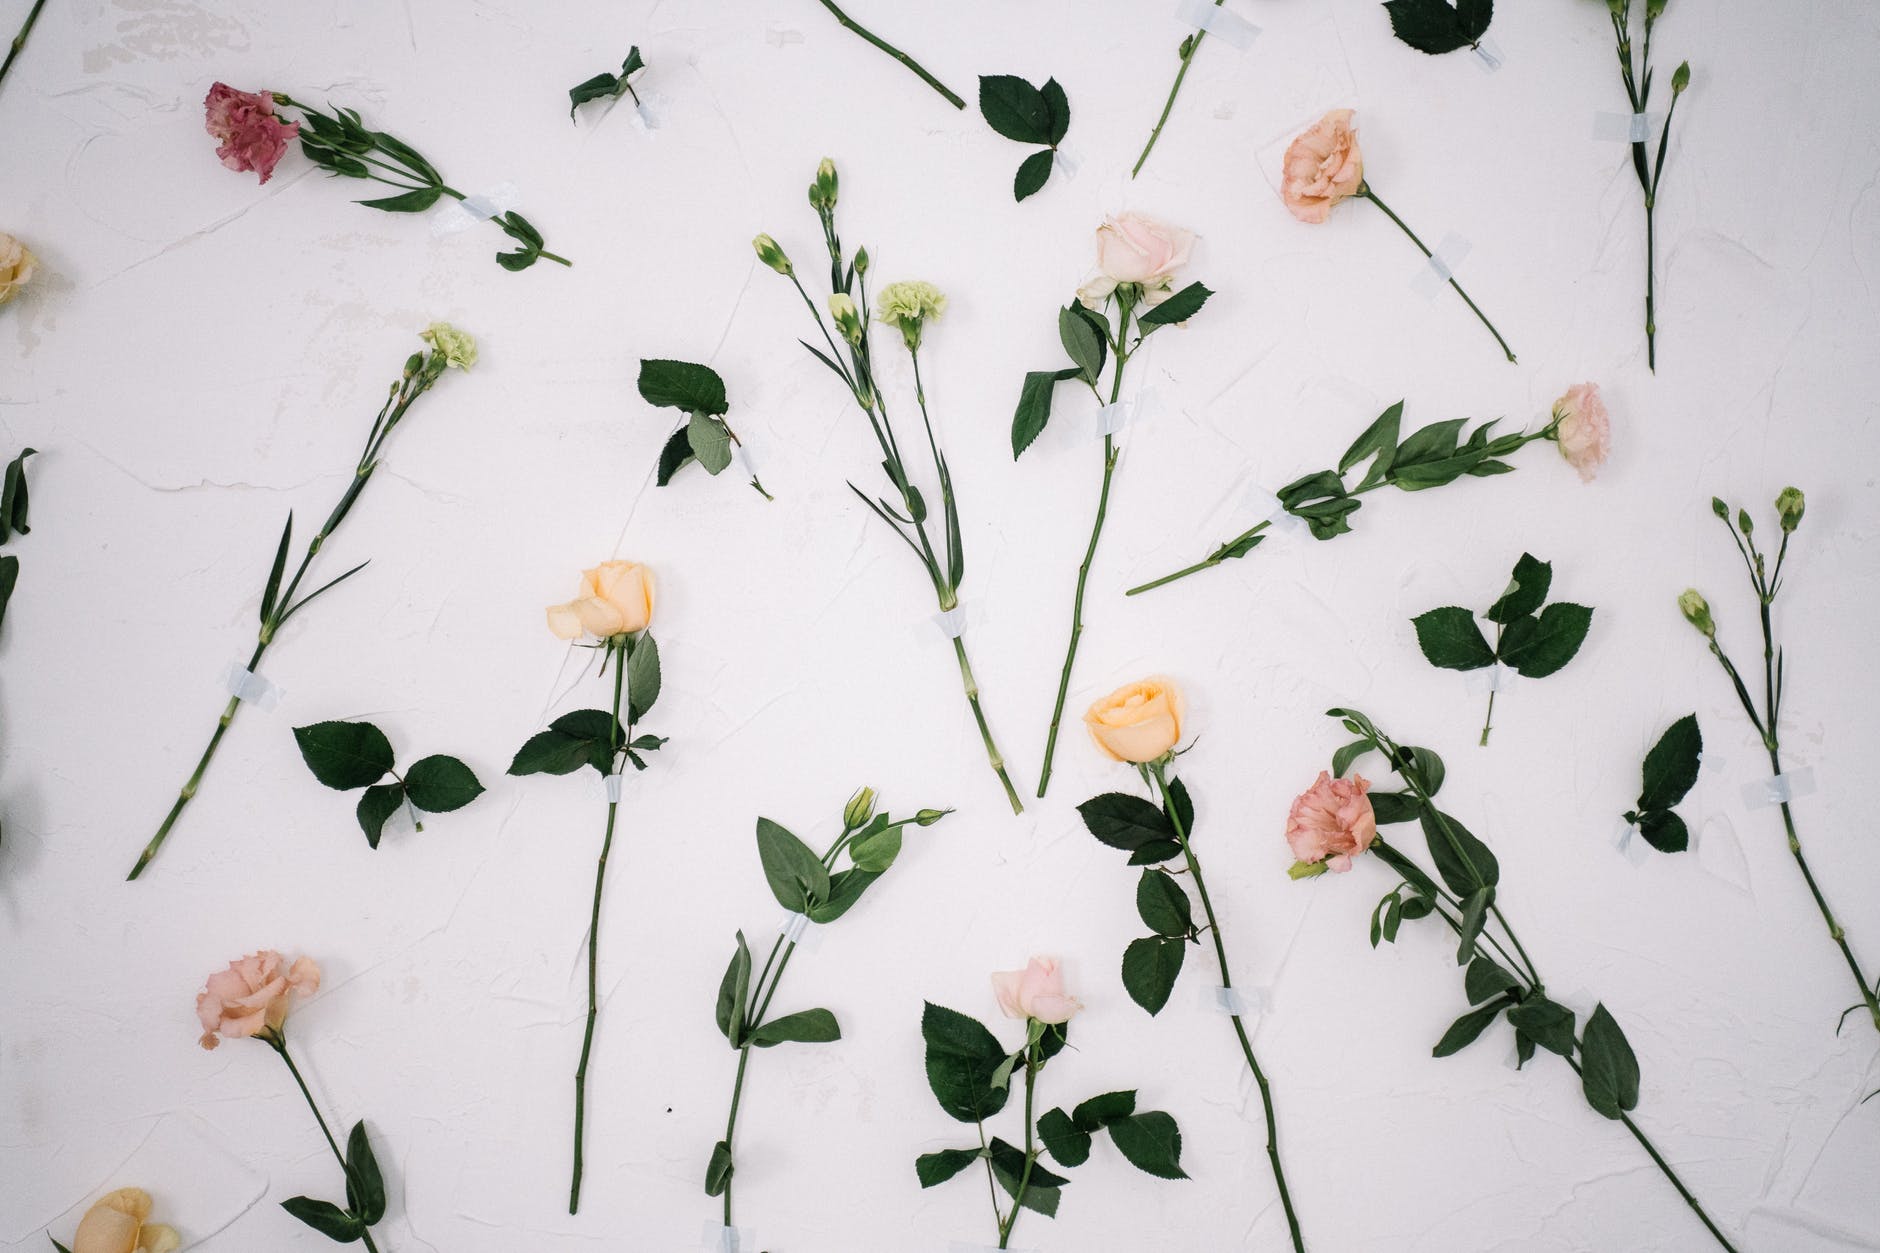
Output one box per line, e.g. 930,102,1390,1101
991,956,1081,1025
1281,109,1365,224
1552,383,1610,482
204,83,299,184
1285,771,1377,873
195,950,321,1049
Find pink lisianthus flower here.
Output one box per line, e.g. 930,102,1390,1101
204,83,299,184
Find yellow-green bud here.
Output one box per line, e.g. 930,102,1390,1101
843,787,877,830
1736,508,1753,536
829,293,864,344
1775,486,1804,532
809,157,838,210
1671,61,1690,93
854,246,869,275
914,808,950,827
1288,860,1329,881
402,352,424,379
752,233,792,276
1710,496,1729,520
1606,0,1626,17
1646,0,1667,20
1678,589,1715,638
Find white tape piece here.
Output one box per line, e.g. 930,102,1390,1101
1593,111,1659,143
702,1222,757,1252
223,663,282,711
1741,766,1816,809
765,26,803,46
1463,662,1518,696
1696,814,1752,892
1096,401,1130,436
1053,145,1082,179
1613,817,1652,868
1410,233,1472,299
631,93,669,132
1470,37,1505,72
1699,749,1726,777
383,797,421,837
778,911,826,952
604,773,626,803
734,443,760,479
1175,0,1260,50
1198,984,1265,1017
1242,484,1309,537
431,182,519,237
934,606,967,639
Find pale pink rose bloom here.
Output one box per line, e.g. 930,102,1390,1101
203,82,299,184
1285,771,1377,872
546,560,656,640
72,1188,179,1253
1552,383,1610,482
991,956,1081,1025
1281,109,1365,225
1079,213,1195,308
195,950,321,1050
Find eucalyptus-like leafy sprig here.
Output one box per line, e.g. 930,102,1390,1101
1298,707,1741,1251
978,74,1071,201
707,789,948,1226
292,720,485,847
280,96,570,271
638,358,771,500
1412,553,1594,745
129,325,477,881
568,47,645,121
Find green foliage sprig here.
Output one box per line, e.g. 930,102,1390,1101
568,47,645,120
1385,0,1493,55
1412,553,1594,745
707,790,947,1224
1622,714,1701,853
292,719,484,847
978,74,1071,202
638,358,771,500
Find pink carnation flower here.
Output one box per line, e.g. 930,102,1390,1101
1552,382,1611,482
1285,771,1377,873
204,82,299,184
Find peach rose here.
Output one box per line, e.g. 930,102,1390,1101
1078,213,1195,308
0,232,36,306
1281,109,1364,224
1552,383,1610,482
195,950,321,1050
991,956,1081,1025
71,1188,179,1253
1084,677,1184,764
546,560,655,640
1285,771,1377,873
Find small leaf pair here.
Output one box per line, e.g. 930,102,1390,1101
568,47,645,121
978,74,1071,202
1076,781,1198,1015
1622,714,1702,853
639,359,770,500
281,1119,386,1243
293,720,484,848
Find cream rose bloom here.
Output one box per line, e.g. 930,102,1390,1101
1078,213,1195,309
1084,677,1184,763
547,560,655,640
0,233,37,306
991,956,1081,1025
71,1189,180,1253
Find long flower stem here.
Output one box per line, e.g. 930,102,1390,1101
955,634,1023,813
0,0,48,92
720,1045,751,1226
272,1040,384,1253
997,1038,1039,1249
1125,519,1272,597
1131,5,1216,178
1151,764,1305,1252
128,639,263,880
811,0,963,109
1358,184,1515,364
569,647,630,1214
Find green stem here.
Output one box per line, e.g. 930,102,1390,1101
1131,6,1215,178
0,0,48,93
956,634,1024,813
271,1039,385,1253
1125,520,1271,597
1479,688,1497,747
127,640,261,880
720,1045,752,1226
1151,764,1305,1252
1358,184,1515,364
812,0,964,109
996,1037,1039,1249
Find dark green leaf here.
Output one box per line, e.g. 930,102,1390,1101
403,755,483,813
355,783,405,849
705,1139,734,1196
1011,367,1079,458
1500,602,1593,678
988,1138,1067,1216
1138,281,1212,328
1165,776,1194,835
848,821,903,873
749,1007,840,1048
1580,1003,1641,1119
51,1240,75,1253
1384,0,1492,55
1636,809,1689,854
715,931,752,1045
345,1121,386,1224
1394,746,1446,797
1507,996,1576,1057
1393,417,1469,466
1107,1110,1188,1179
1122,936,1185,1015
508,708,620,776
0,553,17,632
1339,402,1402,482
638,358,729,416
1072,1089,1136,1129
1464,957,1520,1005
1058,305,1106,383
1413,606,1495,671
806,867,882,923
357,187,442,213
1455,885,1494,964
1639,714,1702,812
280,1197,365,1242
655,426,696,486
922,1001,1011,1123
260,513,293,624
1421,807,1499,895
1369,791,1421,826
294,721,395,790
978,74,1052,145
1014,149,1054,202
1433,998,1509,1057
1136,869,1193,937
1038,1106,1091,1166
1077,792,1175,852
915,1146,983,1188
1391,451,1489,490
756,816,830,912
1041,77,1070,145
626,633,661,721
1486,553,1551,624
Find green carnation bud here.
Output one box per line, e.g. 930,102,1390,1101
854,245,869,275
914,808,951,827
1646,0,1667,20
842,787,877,830
752,233,792,276
809,157,838,210
828,293,864,344
1775,486,1805,532
1678,589,1715,638
1736,508,1753,536
1671,61,1691,93
1710,496,1729,519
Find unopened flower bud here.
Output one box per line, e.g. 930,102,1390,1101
914,808,950,827
1775,486,1805,533
842,787,877,830
1678,589,1715,638
1646,0,1668,20
854,246,869,275
752,233,792,275
808,157,838,209
829,293,864,343
403,352,424,379
1671,61,1690,93
1287,860,1329,881
1710,496,1729,520
1736,508,1753,536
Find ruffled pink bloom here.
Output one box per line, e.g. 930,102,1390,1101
1552,383,1611,482
1281,109,1365,224
991,956,1081,1025
195,950,320,1049
1285,771,1377,872
204,83,299,184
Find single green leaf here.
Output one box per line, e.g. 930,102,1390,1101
0,553,17,632
1507,996,1576,1057
749,1007,840,1048
507,728,595,776
705,1139,734,1196
626,632,661,721
1464,957,1520,1005
355,783,406,849
848,822,903,873
1106,1110,1188,1179
1413,606,1496,671
1122,935,1185,1015
50,1240,75,1253
1370,840,1443,903
1384,0,1490,55
1138,281,1212,327
638,358,729,416
1041,76,1070,145
1077,792,1176,852
1165,775,1195,834
1368,791,1421,826
1455,885,1494,964
357,187,443,213
756,817,830,912
260,513,293,624
922,1001,1011,1123
1580,1003,1641,1120
1136,869,1193,938
345,1121,386,1224
715,931,752,1045
806,867,882,923
1038,1106,1091,1166
1394,745,1447,797
988,1138,1068,1216
655,426,696,486
1421,807,1499,895
1639,713,1702,812
1014,149,1054,202
403,755,483,813
1500,602,1593,678
1058,304,1106,383
1433,998,1509,1058
279,1196,366,1242
978,74,1052,144
1486,553,1551,624
915,1146,984,1188
1636,809,1690,854
1338,402,1402,481
1011,367,1079,458
294,721,395,790
687,414,734,475
1393,417,1469,467
1072,1089,1136,1129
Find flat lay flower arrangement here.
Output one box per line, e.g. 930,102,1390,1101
5,1,1879,1251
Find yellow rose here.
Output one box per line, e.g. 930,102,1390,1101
0,233,38,306
547,560,655,640
1084,677,1184,763
71,1188,180,1253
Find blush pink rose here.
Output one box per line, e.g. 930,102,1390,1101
1281,109,1365,225
195,950,320,1050
203,83,299,184
1552,383,1610,482
1285,771,1377,872
1078,213,1195,308
991,956,1081,1025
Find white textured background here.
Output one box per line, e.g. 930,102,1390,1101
4,1,1879,1250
